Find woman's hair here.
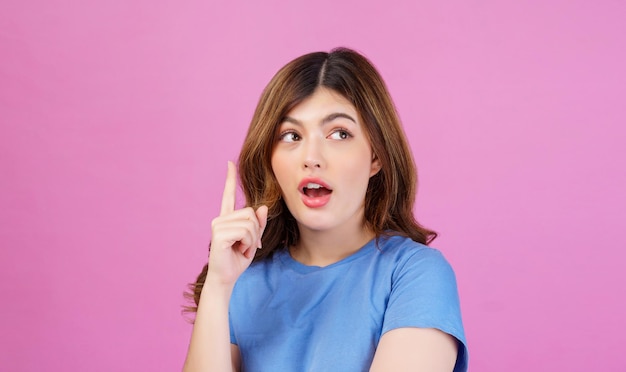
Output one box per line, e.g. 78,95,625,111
185,47,436,314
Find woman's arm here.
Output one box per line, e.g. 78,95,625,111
183,281,240,372
183,162,267,372
369,327,458,372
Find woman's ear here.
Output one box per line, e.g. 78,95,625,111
370,153,382,177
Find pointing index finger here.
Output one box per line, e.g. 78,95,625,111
220,161,236,216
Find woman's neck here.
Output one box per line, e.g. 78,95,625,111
289,222,376,267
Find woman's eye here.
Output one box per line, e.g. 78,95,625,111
279,131,301,143
329,129,351,140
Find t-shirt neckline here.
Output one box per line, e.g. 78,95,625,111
277,237,378,274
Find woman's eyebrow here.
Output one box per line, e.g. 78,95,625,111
282,112,357,126
322,112,356,124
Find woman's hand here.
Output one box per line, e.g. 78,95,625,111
206,161,268,287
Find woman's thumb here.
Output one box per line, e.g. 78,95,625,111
255,205,269,248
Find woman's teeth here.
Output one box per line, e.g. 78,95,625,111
302,183,332,197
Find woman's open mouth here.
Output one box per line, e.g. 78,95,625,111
299,180,333,208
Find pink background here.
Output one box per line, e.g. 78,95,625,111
1,1,625,371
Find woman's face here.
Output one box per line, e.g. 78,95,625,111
271,87,381,235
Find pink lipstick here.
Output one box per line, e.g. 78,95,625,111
298,178,332,208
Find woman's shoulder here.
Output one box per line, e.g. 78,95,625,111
378,233,447,259
376,233,456,279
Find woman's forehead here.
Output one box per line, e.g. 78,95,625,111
283,88,359,124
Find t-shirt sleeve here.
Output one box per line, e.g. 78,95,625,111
229,311,237,345
381,247,468,371
229,280,240,345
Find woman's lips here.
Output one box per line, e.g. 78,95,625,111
301,191,332,208
298,178,332,208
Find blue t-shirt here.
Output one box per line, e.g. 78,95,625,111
229,234,468,372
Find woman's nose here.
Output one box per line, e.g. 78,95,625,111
304,159,321,168
302,138,325,169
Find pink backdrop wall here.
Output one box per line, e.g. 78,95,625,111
2,1,625,371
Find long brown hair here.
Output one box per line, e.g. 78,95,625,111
185,47,436,313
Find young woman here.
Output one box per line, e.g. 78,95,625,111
184,47,468,372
